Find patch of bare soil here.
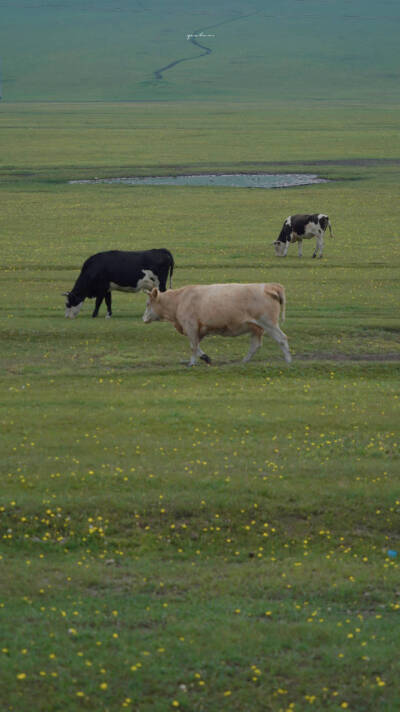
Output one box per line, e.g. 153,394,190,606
261,159,400,168
295,352,400,362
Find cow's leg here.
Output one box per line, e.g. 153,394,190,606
197,334,212,364
92,294,104,317
283,241,290,257
313,233,324,258
158,272,167,292
187,330,200,367
243,327,263,363
297,239,303,257
105,291,112,318
257,319,292,364
186,329,210,366
193,342,211,366
188,341,206,367
199,348,211,365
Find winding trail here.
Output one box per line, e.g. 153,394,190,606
153,11,260,81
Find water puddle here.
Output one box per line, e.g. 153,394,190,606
70,173,327,189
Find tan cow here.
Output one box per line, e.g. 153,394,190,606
143,283,291,366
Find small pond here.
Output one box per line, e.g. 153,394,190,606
70,173,327,189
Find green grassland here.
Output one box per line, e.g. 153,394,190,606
1,99,400,711
2,0,400,103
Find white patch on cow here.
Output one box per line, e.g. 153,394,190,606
302,222,319,239
110,270,160,293
137,270,160,292
65,302,84,319
109,282,138,293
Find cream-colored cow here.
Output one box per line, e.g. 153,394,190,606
143,283,291,366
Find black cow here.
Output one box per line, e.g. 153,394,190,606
63,248,174,318
273,214,334,258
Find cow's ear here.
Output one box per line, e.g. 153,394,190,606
151,287,159,299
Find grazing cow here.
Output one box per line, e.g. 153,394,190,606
63,248,174,318
273,214,334,258
143,282,291,366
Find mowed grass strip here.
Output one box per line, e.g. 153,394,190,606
1,101,400,711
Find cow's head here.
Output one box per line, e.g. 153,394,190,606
63,292,84,319
142,287,160,323
272,240,286,257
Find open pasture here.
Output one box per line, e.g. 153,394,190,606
1,102,400,711
2,0,400,104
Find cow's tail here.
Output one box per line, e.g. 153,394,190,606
328,218,334,238
265,283,286,322
168,253,174,288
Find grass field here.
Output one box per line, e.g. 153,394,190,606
1,98,400,711
2,0,400,103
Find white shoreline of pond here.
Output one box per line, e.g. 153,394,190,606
69,173,328,189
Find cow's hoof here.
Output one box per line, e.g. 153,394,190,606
105,314,112,319
200,354,212,365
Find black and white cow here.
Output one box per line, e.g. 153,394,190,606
273,214,334,258
63,248,174,318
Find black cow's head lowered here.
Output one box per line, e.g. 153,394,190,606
63,292,85,319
